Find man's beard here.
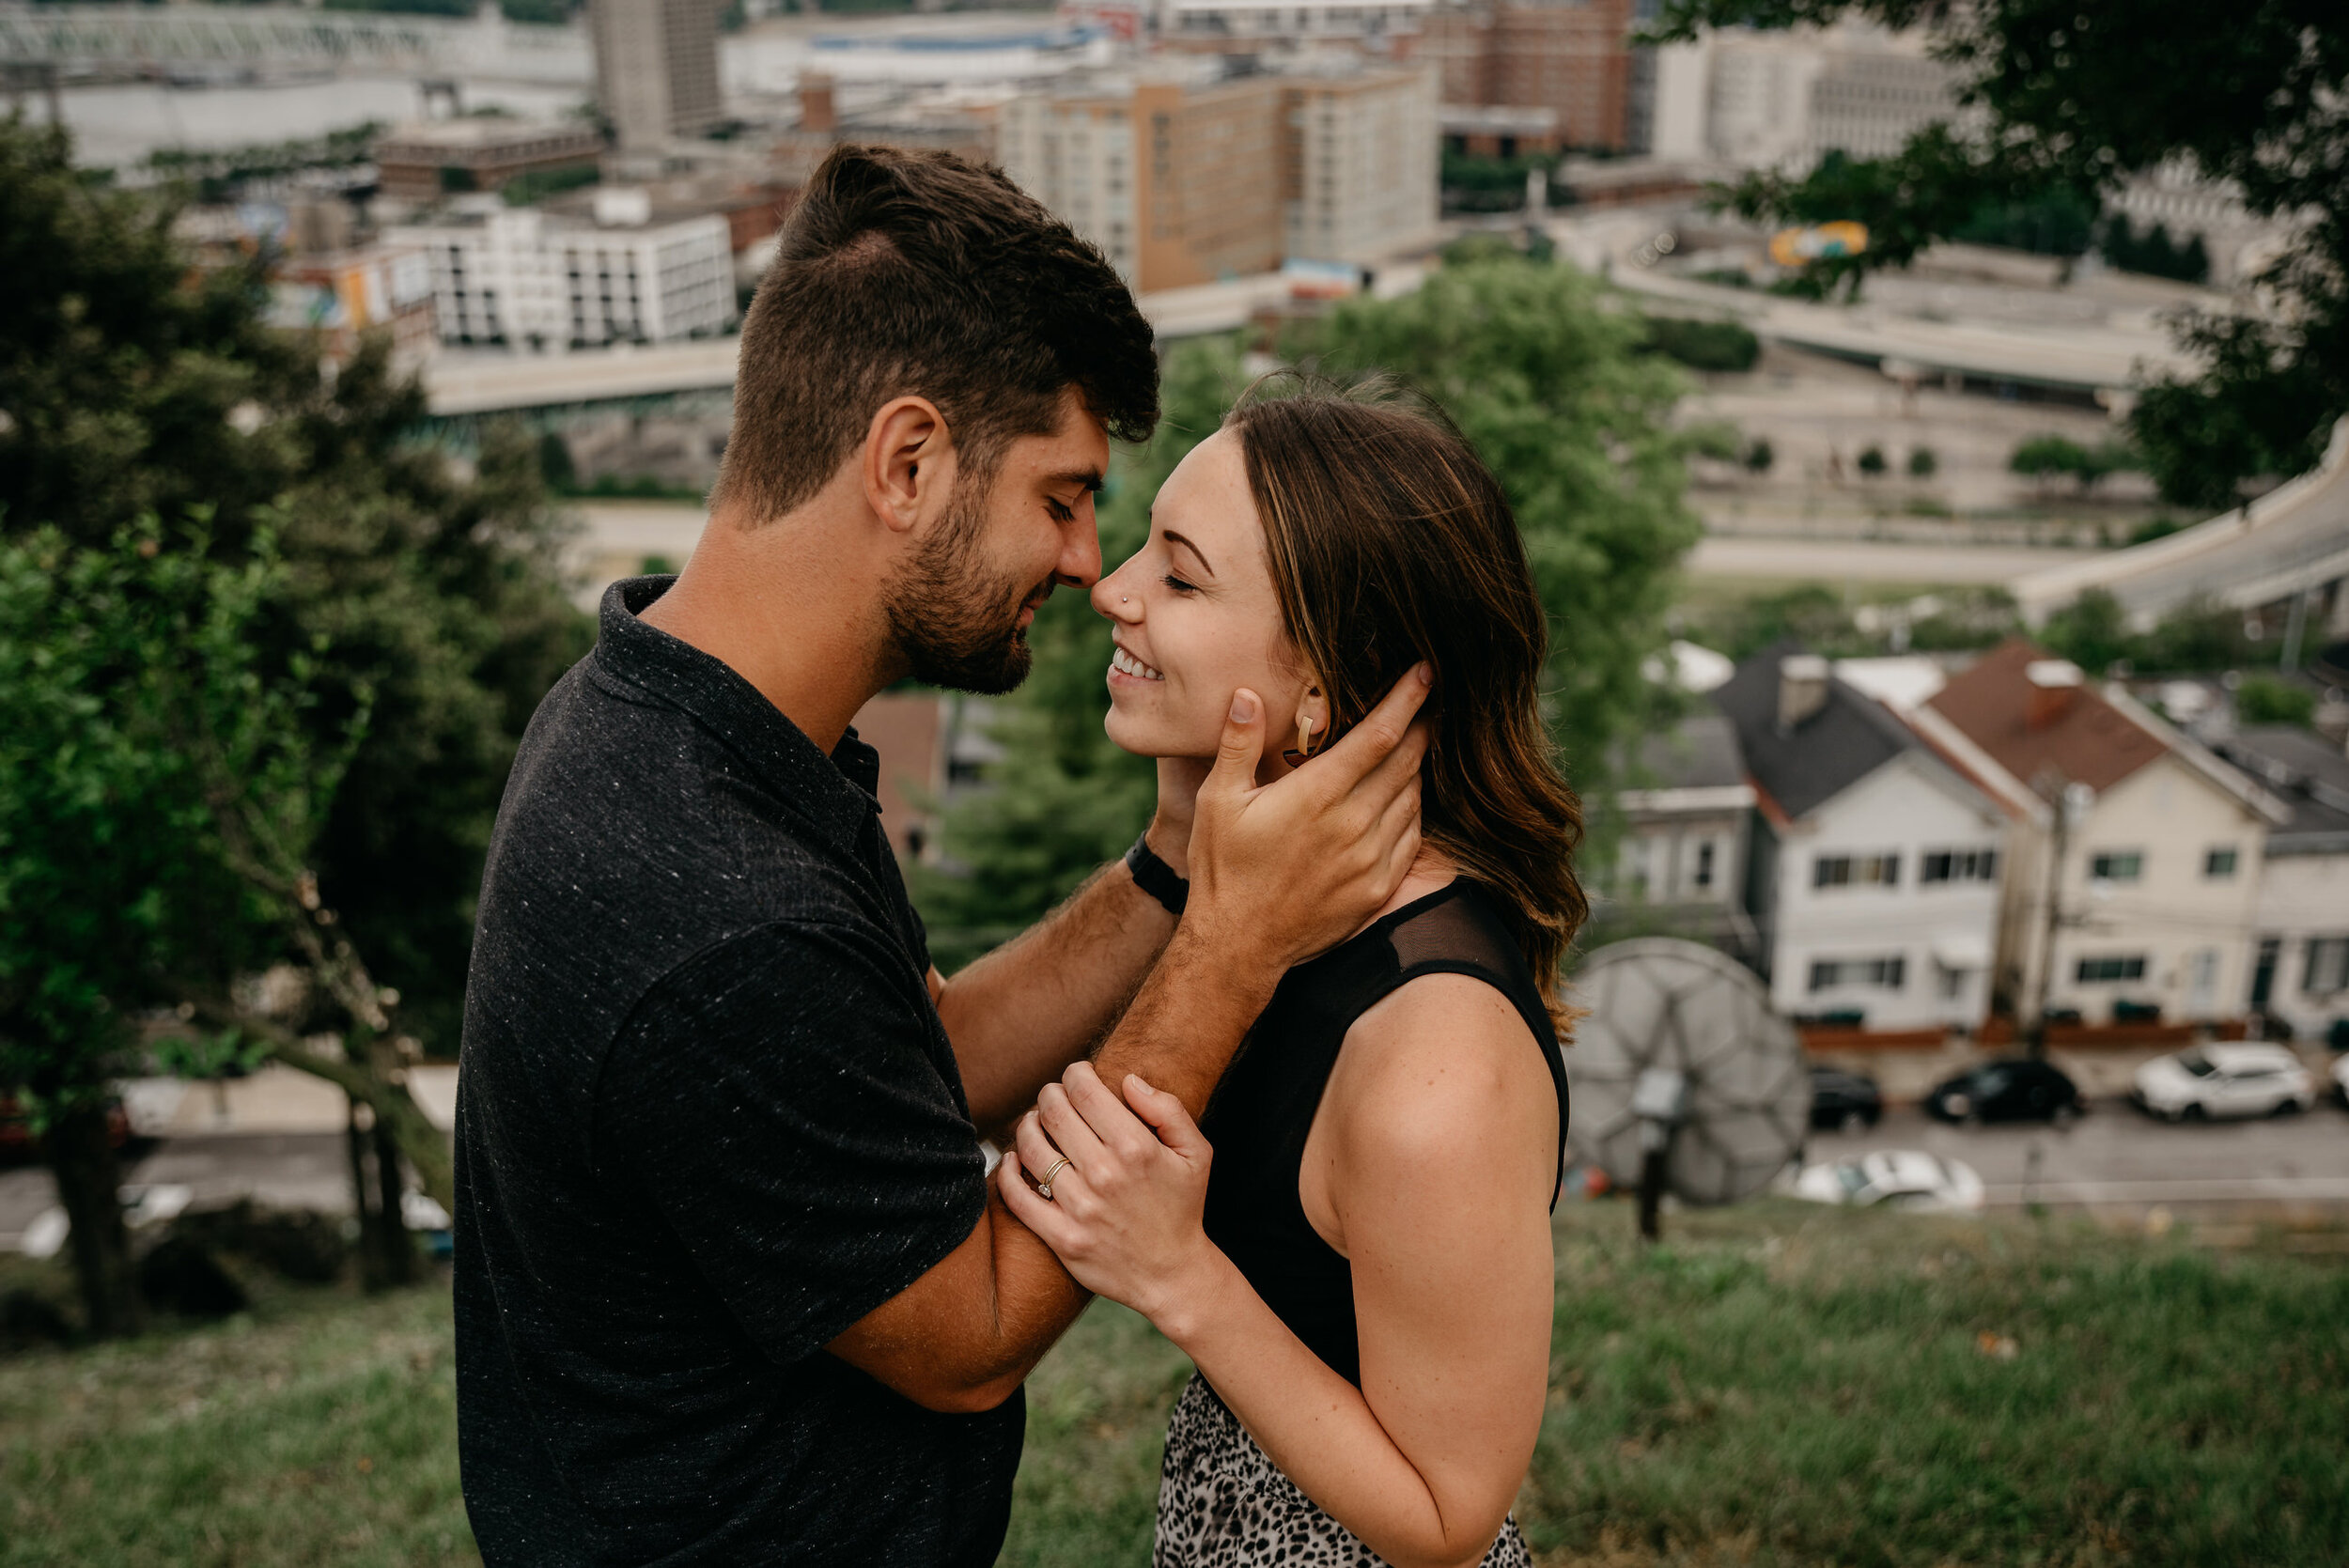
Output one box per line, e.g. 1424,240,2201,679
881,479,1048,695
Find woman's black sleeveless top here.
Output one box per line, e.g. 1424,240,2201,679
1198,879,1569,1389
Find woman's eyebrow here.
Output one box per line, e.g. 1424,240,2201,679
1161,528,1216,578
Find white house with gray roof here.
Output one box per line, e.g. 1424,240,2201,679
2215,726,2349,1046
1713,642,2010,1032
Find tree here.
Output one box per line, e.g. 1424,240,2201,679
1654,0,2349,508
0,117,588,1060
1857,443,1889,476
1744,437,1776,473
1907,445,1938,478
0,519,461,1327
2235,674,2315,728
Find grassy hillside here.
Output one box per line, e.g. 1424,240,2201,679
3,1201,2344,1566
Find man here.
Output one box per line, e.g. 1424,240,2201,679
455,145,1429,1565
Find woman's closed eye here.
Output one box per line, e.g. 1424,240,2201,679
1161,572,1200,595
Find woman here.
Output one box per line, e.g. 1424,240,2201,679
999,378,1587,1568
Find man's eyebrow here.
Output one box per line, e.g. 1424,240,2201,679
1162,528,1215,577
1045,468,1105,493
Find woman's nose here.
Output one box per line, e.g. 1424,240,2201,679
1092,567,1142,621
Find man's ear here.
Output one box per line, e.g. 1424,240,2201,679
863,396,957,536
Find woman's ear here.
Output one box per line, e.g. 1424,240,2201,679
1292,681,1333,757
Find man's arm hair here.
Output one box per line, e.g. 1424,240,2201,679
936,851,1175,1141
829,918,1277,1410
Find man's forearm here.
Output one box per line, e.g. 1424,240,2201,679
940,855,1174,1134
1087,915,1283,1119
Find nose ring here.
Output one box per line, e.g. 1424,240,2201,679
1120,596,1128,603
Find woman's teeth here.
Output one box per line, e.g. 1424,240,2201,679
1112,646,1164,682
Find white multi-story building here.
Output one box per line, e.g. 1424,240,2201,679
1912,640,2288,1028
1283,62,1439,264
391,191,736,349
1714,645,2009,1032
1648,21,1960,172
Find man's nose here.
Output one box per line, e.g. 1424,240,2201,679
1057,517,1103,589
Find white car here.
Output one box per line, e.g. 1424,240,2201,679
1781,1150,1986,1214
2132,1043,2315,1121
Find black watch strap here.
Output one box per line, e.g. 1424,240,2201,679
1125,832,1189,916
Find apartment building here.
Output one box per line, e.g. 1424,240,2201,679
591,0,724,147
1422,0,1638,152
1715,644,2009,1032
1000,60,1435,290
1913,641,2287,1029
1283,65,1440,262
390,191,736,349
1646,21,1960,171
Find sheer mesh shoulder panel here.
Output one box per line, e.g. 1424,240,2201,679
1385,893,1520,977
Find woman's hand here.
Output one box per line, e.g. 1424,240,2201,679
999,1061,1219,1327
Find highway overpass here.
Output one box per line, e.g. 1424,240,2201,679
2012,418,2349,634
0,4,586,83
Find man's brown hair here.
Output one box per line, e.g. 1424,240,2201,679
711,145,1159,522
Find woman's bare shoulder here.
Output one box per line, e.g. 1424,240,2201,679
1325,972,1553,1166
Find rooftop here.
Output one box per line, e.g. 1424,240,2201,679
1924,637,2167,795
2212,725,2349,849
375,117,601,154
1711,637,1924,822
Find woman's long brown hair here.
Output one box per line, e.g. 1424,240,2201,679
1226,374,1587,1030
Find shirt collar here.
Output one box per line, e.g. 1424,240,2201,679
592,575,881,858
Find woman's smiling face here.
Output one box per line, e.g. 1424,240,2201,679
1091,428,1319,767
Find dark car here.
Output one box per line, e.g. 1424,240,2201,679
1809,1065,1884,1132
1924,1059,2085,1126
0,1095,131,1166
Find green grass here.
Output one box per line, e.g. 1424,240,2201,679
4,1203,2345,1565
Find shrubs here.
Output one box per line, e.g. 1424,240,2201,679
1641,315,1762,373
2236,674,2317,728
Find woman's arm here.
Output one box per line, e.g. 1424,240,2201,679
1001,975,1557,1568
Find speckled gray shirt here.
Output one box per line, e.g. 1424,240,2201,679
454,576,1017,1566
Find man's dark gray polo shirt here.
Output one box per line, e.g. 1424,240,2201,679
454,576,1018,1566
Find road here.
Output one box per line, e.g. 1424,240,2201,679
8,1094,2347,1250
1687,536,2087,585
1805,1102,2349,1210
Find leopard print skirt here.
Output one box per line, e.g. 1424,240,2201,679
1153,1373,1534,1568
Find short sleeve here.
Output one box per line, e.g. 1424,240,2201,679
599,921,987,1368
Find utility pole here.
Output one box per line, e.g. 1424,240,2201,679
2028,777,2090,1059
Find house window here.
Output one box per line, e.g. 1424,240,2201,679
2307,938,2349,994
1813,852,1899,889
1921,848,1999,884
2203,846,2239,878
2089,851,2143,882
1809,955,1906,992
2075,955,2148,983
1693,840,1715,890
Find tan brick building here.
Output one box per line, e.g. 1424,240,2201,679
1423,0,1636,153
1000,62,1436,292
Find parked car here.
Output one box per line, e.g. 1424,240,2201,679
0,1095,130,1166
1781,1150,1985,1213
1809,1065,1884,1132
2329,1050,2348,1110
2131,1043,2315,1121
1924,1059,2085,1126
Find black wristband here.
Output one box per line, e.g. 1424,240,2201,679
1125,832,1189,916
